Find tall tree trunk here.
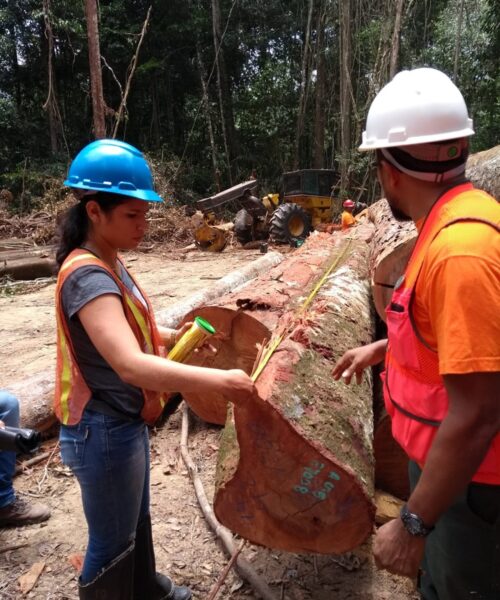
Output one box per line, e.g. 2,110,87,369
211,0,237,184
313,2,327,169
84,0,106,139
294,0,315,169
42,0,62,154
453,0,465,82
339,0,352,192
389,0,404,79
197,42,220,189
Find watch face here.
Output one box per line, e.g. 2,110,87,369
401,505,430,536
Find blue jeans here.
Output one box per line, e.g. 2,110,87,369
60,409,150,584
0,391,20,509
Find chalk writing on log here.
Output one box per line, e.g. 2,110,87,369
293,460,340,500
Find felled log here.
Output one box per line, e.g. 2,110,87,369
6,373,58,431
466,144,500,199
180,230,360,424
368,199,416,321
0,256,56,280
156,251,284,329
213,234,377,554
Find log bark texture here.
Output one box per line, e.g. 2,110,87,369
6,373,58,431
0,256,56,280
466,144,500,199
213,233,377,554
368,199,416,322
180,229,367,425
156,251,284,329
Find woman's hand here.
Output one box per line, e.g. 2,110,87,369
221,369,257,405
0,420,5,429
174,322,193,344
332,339,387,385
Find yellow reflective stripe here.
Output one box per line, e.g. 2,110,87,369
125,295,154,354
57,313,72,425
60,253,96,274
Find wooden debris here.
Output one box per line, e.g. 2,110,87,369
375,490,404,525
18,561,45,595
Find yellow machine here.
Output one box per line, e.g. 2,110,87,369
234,170,342,244
195,170,342,248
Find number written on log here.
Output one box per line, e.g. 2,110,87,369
293,460,340,501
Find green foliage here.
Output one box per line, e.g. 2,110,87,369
0,0,498,207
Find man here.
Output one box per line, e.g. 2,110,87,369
332,67,499,600
341,199,357,230
0,391,51,526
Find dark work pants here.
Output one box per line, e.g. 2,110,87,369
409,460,500,600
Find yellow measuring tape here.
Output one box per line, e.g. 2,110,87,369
251,238,353,382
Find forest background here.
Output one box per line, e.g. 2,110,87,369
0,0,498,212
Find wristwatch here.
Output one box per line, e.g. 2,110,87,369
400,504,435,537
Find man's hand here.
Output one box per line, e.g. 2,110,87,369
332,339,387,384
0,420,4,429
373,518,426,578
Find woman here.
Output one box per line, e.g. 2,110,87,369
55,139,256,599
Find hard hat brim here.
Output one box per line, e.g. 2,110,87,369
64,180,163,203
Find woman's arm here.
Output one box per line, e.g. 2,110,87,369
78,295,255,403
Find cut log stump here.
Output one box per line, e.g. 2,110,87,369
213,234,377,554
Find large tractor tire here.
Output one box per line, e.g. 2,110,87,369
234,209,254,245
269,203,312,244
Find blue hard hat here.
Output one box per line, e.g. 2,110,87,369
64,139,163,203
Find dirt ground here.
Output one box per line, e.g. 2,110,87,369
0,245,418,599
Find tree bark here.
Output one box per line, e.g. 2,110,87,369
453,0,465,82
466,144,500,199
389,0,404,79
7,373,58,431
84,0,106,139
313,2,327,169
0,256,56,280
197,42,220,187
213,234,376,553
294,0,315,170
211,0,237,183
367,199,417,322
339,0,352,191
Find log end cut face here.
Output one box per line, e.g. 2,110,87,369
214,390,375,554
181,307,270,424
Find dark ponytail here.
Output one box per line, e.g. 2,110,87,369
55,192,127,270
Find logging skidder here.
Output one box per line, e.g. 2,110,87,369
334,67,500,599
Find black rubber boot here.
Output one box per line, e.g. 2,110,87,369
133,514,192,600
79,543,135,600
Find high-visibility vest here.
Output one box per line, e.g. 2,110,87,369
54,249,168,426
383,183,500,485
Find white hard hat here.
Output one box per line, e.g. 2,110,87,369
359,68,474,151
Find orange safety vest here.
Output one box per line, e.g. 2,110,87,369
54,249,168,426
382,183,500,485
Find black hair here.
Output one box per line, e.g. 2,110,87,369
55,192,127,269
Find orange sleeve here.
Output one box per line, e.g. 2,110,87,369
420,251,500,375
